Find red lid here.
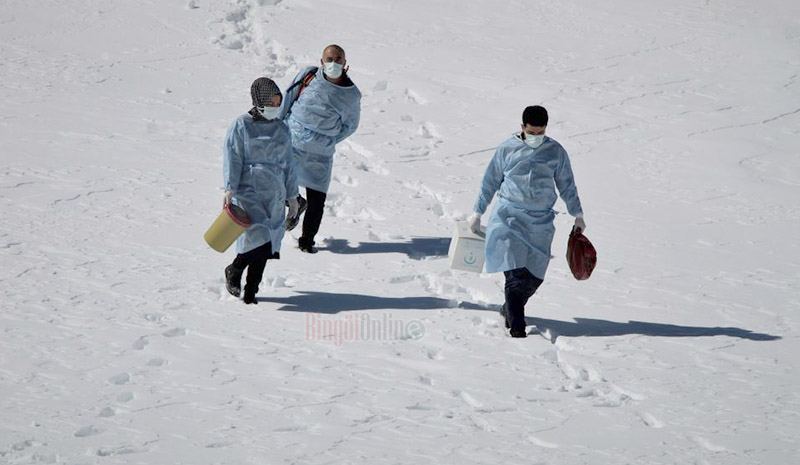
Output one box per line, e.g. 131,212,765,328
225,204,251,228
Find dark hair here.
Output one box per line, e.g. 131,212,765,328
522,106,548,126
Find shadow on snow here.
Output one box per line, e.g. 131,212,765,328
258,291,780,341
321,237,450,260
527,317,781,342
258,290,491,313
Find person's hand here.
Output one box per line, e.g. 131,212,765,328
287,197,299,218
223,190,233,208
573,216,586,234
468,213,482,235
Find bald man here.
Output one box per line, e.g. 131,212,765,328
281,44,362,253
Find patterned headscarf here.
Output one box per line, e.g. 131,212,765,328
250,77,281,108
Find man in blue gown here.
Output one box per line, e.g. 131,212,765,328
469,106,586,337
281,44,361,253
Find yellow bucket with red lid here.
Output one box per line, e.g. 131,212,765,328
204,204,251,252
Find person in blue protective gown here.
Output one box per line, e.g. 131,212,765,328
280,44,361,254
468,106,587,337
222,77,299,304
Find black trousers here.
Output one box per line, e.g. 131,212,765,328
300,187,327,246
231,242,273,294
503,268,544,331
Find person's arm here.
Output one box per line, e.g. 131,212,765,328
472,146,505,215
335,99,360,144
554,147,584,218
222,119,245,200
280,126,298,199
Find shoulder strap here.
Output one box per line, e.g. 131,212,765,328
281,67,318,121
297,71,316,98
286,67,318,95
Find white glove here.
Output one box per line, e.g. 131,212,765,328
287,197,299,218
468,213,482,235
223,190,233,208
573,216,586,234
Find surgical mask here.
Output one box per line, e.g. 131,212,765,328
323,61,344,79
524,133,545,149
258,106,280,120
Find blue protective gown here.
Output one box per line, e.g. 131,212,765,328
281,66,361,193
473,134,583,279
223,113,298,254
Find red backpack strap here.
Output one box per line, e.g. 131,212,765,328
297,72,316,98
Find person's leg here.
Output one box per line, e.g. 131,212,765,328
225,254,250,297
522,271,543,306
299,188,327,252
242,242,272,304
503,268,543,337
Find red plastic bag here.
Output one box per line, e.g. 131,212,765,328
567,229,597,280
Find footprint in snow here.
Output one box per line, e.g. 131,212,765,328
527,435,559,449
144,313,164,323
405,89,427,105
132,336,149,350
426,349,444,360
639,411,665,428
147,357,167,367
691,435,727,452
96,445,149,456
108,372,131,385
163,327,187,337
457,390,483,409
417,122,441,140
333,174,358,187
74,425,102,437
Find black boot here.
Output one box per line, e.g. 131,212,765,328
225,264,244,297
241,243,270,304
298,237,318,254
509,328,528,338
243,287,257,304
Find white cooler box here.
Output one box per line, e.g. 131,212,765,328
448,221,486,273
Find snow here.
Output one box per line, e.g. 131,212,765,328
1,0,799,463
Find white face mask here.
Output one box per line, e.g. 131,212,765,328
524,133,545,149
323,61,344,79
258,106,281,120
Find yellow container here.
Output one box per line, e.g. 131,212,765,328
204,204,251,253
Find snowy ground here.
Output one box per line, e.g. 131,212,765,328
2,0,799,464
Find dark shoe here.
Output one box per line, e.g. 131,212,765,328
298,237,318,254
225,264,243,297
285,196,307,231
499,304,510,329
242,289,257,304
509,328,527,338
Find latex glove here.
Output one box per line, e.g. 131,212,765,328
223,190,233,208
573,216,586,234
287,197,299,218
468,213,482,235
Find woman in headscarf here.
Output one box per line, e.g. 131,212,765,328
222,77,299,304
